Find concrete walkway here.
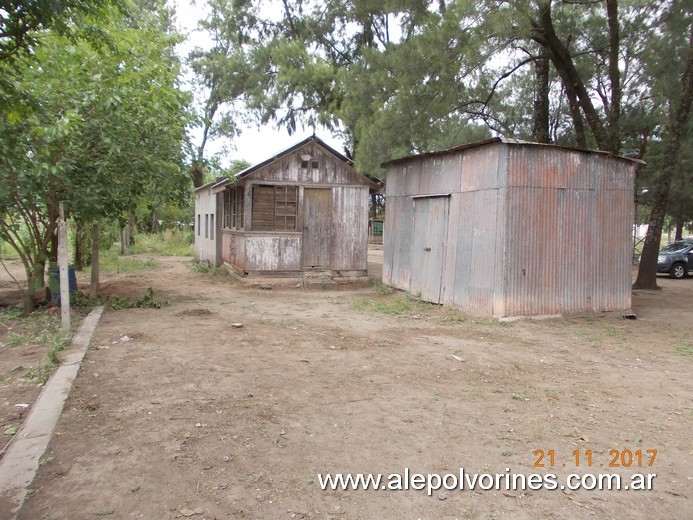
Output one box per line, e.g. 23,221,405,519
0,306,104,518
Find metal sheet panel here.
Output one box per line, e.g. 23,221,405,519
501,146,635,316
451,189,499,316
505,144,590,189
410,196,449,303
383,192,414,290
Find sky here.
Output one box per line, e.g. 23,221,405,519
171,0,345,167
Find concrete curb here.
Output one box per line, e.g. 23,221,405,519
0,306,104,518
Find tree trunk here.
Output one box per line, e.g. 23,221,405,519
190,164,205,188
90,223,100,299
128,212,136,247
21,264,41,316
605,0,621,153
74,221,84,270
531,0,612,151
48,227,58,263
674,218,684,241
120,222,126,255
532,53,551,143
633,28,693,289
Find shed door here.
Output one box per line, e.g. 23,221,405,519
302,188,332,268
410,195,449,303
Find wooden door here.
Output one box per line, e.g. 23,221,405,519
302,189,332,268
410,195,449,303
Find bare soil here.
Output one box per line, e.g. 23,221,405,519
2,252,691,520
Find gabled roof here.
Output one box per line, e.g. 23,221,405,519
211,134,362,192
380,136,646,168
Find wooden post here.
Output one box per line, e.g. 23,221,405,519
58,202,70,332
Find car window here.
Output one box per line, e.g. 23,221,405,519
660,243,689,253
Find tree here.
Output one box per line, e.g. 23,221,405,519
0,2,190,312
633,7,693,289
0,0,122,62
186,0,255,187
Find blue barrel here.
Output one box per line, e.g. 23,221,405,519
47,264,77,306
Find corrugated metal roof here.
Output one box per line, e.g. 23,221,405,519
380,136,646,168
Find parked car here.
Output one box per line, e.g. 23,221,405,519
657,238,693,279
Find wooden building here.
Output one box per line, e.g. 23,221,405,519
195,135,378,283
382,137,640,318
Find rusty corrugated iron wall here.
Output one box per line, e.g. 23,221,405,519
383,139,637,317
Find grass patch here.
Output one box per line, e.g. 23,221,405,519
675,342,693,356
352,295,414,315
372,281,395,296
191,262,228,277
109,288,169,310
98,250,158,274
0,309,73,384
70,287,168,311
126,229,193,256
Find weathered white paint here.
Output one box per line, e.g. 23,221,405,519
194,182,222,266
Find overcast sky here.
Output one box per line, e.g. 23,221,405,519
171,0,345,167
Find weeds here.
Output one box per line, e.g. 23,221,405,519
98,252,158,274
109,288,168,310
125,229,193,257
372,281,395,296
351,295,413,315
191,262,228,277
675,342,693,356
1,309,74,384
71,288,168,311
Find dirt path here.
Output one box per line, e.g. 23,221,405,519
4,255,692,519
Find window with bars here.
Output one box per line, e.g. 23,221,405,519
252,185,298,231
223,186,244,230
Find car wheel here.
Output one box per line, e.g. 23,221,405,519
669,262,686,279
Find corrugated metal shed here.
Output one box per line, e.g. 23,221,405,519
382,138,640,317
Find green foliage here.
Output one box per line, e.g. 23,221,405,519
0,2,191,311
98,251,158,274
351,295,414,315
0,0,123,62
0,309,73,384
124,229,194,257
113,287,168,309
190,262,228,277
76,286,169,310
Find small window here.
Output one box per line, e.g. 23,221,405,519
223,186,244,230
252,185,298,231
205,214,209,238
197,214,201,236
311,160,319,170
301,160,309,169
210,214,215,240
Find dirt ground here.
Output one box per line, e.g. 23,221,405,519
1,250,691,519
